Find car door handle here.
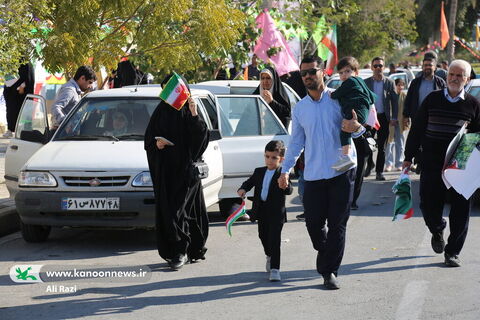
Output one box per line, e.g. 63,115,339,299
10,145,18,150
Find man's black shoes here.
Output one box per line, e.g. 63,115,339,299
375,173,386,181
444,253,461,267
431,231,445,254
351,203,359,210
296,213,305,221
323,273,340,290
169,253,188,270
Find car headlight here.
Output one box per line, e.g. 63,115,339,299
19,171,57,187
132,172,153,187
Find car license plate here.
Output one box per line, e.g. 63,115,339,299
61,198,120,210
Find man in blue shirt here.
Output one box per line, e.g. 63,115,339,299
278,56,363,290
52,66,96,127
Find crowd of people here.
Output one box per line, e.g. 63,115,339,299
3,51,479,291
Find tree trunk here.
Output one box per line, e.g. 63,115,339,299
446,0,458,62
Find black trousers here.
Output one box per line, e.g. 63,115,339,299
375,113,389,174
303,169,355,276
420,167,471,256
258,204,284,270
353,136,370,204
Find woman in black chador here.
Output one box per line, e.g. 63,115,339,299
253,66,291,129
144,74,210,270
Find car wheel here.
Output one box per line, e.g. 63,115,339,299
219,198,242,219
20,221,51,243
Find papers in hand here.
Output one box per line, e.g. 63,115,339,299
155,136,174,146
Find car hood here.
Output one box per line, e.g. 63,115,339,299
24,141,148,171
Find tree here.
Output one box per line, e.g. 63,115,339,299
2,0,245,79
335,0,417,64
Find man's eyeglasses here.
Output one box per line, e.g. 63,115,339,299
300,68,321,77
373,64,384,69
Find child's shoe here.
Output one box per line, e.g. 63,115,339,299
332,154,355,172
269,269,281,281
266,256,271,272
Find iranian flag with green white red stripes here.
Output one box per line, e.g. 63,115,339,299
159,72,190,110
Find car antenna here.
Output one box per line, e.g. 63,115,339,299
133,68,148,92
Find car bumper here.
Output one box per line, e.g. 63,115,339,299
15,191,156,228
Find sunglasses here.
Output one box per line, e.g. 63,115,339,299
300,68,322,77
373,64,384,69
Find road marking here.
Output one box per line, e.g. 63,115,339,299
395,231,431,320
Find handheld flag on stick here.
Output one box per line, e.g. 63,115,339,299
159,72,190,110
225,201,247,236
392,168,414,221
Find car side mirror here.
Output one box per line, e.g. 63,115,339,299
20,130,48,144
209,129,221,141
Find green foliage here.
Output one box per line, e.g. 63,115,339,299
336,0,417,65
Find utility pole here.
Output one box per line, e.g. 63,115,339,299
446,0,458,62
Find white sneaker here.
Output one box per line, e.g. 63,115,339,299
266,256,271,272
332,154,355,172
269,269,281,281
3,130,13,138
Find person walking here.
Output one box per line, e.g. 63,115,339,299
144,74,210,270
278,56,363,290
237,140,292,281
364,57,399,180
403,59,480,267
385,78,408,172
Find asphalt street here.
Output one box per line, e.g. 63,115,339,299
0,168,479,320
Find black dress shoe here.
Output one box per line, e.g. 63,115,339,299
296,213,306,221
351,203,358,210
375,173,386,181
323,273,340,290
364,166,372,178
169,253,188,270
189,247,208,262
431,231,445,254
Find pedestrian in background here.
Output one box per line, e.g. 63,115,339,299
385,78,408,172
238,140,292,282
51,66,96,127
253,66,291,129
403,59,480,267
3,62,34,138
364,57,399,180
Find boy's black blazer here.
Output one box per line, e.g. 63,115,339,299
239,166,293,221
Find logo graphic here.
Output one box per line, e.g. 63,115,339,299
88,178,101,187
10,265,43,283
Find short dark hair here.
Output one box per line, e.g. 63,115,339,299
300,56,323,68
424,51,438,60
337,56,359,72
73,66,97,81
394,78,405,86
371,56,384,64
423,56,436,64
265,140,286,157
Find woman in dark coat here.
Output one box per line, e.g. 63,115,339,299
253,66,291,129
144,74,210,270
3,62,34,134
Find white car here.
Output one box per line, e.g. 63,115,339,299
5,86,289,242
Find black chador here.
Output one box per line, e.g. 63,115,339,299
144,75,210,266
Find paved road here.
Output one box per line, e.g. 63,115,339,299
0,170,479,320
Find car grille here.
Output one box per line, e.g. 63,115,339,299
62,176,130,187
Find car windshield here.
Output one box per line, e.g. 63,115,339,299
55,98,158,141
468,85,480,101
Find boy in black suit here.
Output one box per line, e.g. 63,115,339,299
238,140,292,281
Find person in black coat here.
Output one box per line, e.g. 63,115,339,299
144,74,210,270
238,140,292,281
253,67,292,129
3,62,34,135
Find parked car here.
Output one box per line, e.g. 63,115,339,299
5,86,289,242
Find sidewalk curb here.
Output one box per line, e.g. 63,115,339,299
0,200,19,237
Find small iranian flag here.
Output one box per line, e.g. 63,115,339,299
392,168,414,221
159,72,190,110
225,201,247,237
